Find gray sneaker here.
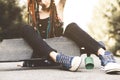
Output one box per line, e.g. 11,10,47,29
56,53,82,71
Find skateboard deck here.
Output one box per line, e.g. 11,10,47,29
0,37,80,69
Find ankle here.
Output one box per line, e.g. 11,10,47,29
49,51,58,62
97,48,105,56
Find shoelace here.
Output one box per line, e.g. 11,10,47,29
99,51,116,66
56,53,73,69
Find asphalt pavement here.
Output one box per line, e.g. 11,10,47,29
0,54,120,80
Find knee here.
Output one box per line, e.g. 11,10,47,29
66,22,79,29
65,22,79,31
67,22,78,27
20,25,34,31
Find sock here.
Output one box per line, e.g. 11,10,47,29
49,51,59,62
98,48,105,56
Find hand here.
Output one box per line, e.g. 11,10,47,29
57,14,63,21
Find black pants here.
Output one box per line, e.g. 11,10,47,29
64,23,105,55
1,23,105,58
20,25,56,58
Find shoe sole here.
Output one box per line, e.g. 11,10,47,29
105,69,120,74
104,63,120,74
69,56,82,71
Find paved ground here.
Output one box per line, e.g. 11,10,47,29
0,54,120,80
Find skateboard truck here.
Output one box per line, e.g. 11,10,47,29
80,47,94,69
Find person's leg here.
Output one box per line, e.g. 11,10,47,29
19,25,81,71
64,23,120,72
64,23,105,55
20,25,56,58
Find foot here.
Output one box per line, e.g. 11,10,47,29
56,53,82,71
99,51,120,73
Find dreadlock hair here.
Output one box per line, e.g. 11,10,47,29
36,0,63,38
48,0,63,38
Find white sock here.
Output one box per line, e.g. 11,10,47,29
49,51,59,62
98,48,105,56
